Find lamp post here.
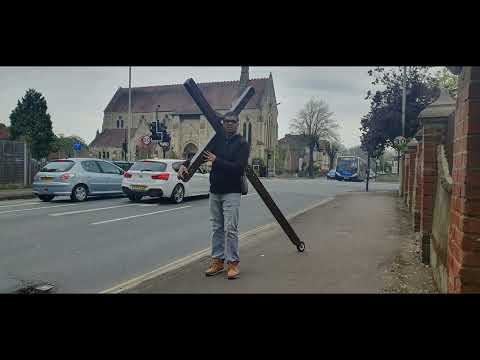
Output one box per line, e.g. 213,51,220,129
127,66,133,161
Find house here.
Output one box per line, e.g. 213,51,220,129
278,134,330,174
0,123,10,140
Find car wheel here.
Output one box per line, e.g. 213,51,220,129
71,184,88,202
38,195,54,202
170,184,185,204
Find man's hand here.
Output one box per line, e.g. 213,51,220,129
203,151,217,163
177,165,189,180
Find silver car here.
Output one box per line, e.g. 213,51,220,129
33,158,125,202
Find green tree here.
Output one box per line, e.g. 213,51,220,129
434,67,458,98
9,89,55,159
51,135,88,157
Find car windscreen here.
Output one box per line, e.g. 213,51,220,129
130,161,167,172
40,160,75,173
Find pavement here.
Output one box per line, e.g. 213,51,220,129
0,188,35,201
126,189,406,293
0,179,398,293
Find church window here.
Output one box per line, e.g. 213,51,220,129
248,123,252,144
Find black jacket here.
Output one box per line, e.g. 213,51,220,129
185,134,250,194
209,134,250,194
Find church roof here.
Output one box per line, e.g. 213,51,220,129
104,78,269,114
89,129,127,148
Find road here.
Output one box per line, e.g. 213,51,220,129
0,178,398,293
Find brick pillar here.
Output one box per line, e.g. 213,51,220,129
412,139,423,232
416,88,454,265
420,123,447,264
404,153,410,205
407,140,418,211
448,66,480,293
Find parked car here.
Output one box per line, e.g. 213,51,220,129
326,169,336,180
122,159,210,203
33,158,125,202
111,161,133,172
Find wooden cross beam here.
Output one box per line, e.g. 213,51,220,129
181,78,305,252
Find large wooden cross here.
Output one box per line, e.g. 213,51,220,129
181,78,305,252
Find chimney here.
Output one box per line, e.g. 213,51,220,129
239,66,249,94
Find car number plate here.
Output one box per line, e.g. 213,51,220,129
41,177,53,182
131,185,147,191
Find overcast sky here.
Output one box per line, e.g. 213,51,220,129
0,66,375,148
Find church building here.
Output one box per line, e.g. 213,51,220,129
89,67,279,168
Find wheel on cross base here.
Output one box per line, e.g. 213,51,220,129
297,242,306,252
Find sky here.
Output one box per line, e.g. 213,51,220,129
0,66,375,148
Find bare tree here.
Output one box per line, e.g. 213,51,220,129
290,98,339,177
326,140,345,170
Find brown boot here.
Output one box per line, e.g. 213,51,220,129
205,258,225,276
227,262,240,280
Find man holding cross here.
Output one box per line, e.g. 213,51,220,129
178,112,250,279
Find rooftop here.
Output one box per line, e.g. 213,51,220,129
104,78,269,114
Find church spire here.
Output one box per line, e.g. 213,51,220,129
239,66,249,94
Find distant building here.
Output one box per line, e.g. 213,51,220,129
278,134,330,174
90,67,279,164
0,123,10,140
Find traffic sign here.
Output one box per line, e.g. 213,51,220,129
141,135,152,145
394,136,407,146
73,142,82,151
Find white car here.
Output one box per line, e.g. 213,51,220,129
122,159,210,203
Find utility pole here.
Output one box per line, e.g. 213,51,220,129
23,142,28,187
366,153,370,192
399,65,407,192
128,66,132,161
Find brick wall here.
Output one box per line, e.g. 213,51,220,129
420,123,447,264
412,140,423,233
408,145,417,212
447,67,480,293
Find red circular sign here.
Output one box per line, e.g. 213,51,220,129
141,135,152,145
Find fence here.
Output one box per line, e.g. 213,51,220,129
0,140,43,186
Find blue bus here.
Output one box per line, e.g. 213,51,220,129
335,156,367,182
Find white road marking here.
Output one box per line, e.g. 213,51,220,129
0,203,78,215
0,201,40,208
91,206,192,225
49,204,137,216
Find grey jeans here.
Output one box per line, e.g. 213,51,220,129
209,192,241,263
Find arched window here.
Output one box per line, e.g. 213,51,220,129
116,120,120,128
102,151,105,158
243,123,247,139
121,119,124,128
98,152,101,159
248,123,252,145
107,152,110,159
